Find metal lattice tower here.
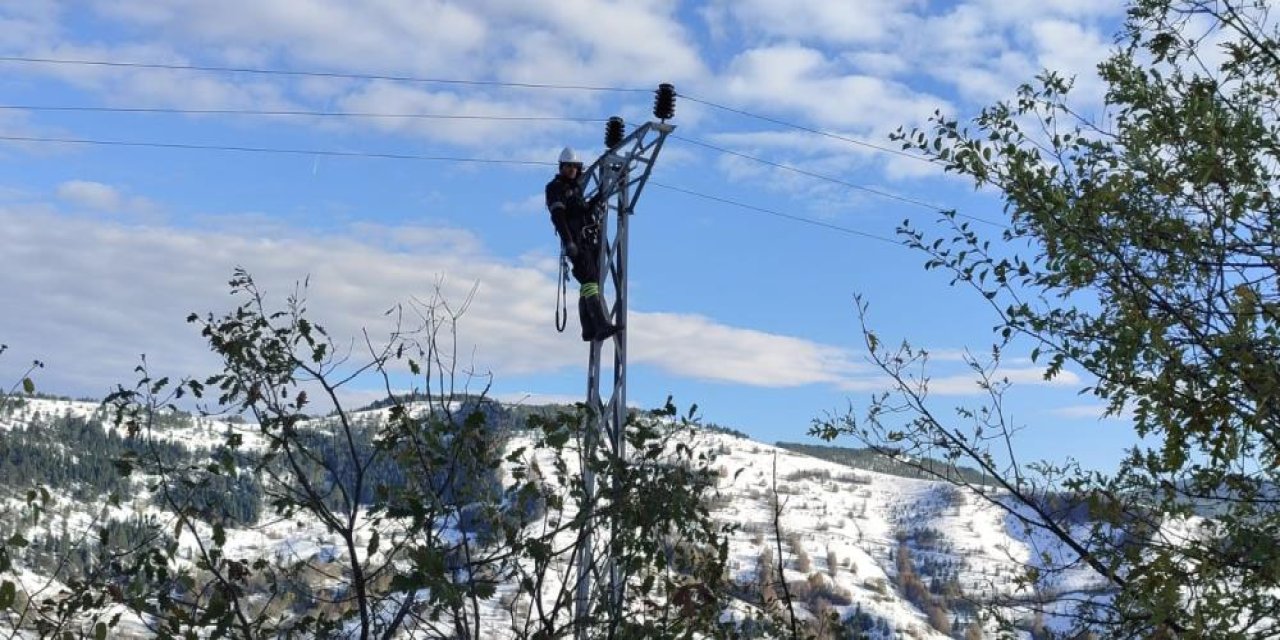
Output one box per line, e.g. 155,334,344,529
571,86,675,637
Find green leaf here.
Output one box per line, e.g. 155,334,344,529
7,533,28,548
21,377,34,394
95,622,108,640
546,428,571,449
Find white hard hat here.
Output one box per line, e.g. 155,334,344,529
558,147,582,165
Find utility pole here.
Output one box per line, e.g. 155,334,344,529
572,84,676,638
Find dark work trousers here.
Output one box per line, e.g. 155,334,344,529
569,225,602,287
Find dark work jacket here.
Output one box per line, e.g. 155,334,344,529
545,174,594,244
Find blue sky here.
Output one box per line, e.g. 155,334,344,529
0,1,1138,469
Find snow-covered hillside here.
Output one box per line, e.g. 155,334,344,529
697,430,1108,638
0,397,1102,639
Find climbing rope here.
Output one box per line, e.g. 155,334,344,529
555,250,569,332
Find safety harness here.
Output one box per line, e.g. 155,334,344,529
551,185,602,333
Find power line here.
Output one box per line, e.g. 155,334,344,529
672,135,1004,229
0,102,983,225
678,93,933,165
3,55,936,166
0,104,607,123
0,134,554,166
650,182,900,246
0,132,906,244
674,134,939,210
0,55,649,93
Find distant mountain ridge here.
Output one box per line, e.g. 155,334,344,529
775,441,995,485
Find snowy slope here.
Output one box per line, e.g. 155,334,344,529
0,397,1099,639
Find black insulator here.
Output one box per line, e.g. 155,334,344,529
654,83,676,121
605,116,625,148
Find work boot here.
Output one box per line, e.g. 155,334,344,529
585,296,620,342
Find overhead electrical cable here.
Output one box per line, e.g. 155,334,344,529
671,135,1004,229
0,104,608,123
677,93,933,165
0,55,648,93
0,132,905,245
0,134,554,166
0,102,991,226
650,182,899,245
1,55,938,166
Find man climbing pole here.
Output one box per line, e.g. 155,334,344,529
546,147,620,342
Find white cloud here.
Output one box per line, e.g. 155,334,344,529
631,312,863,387
0,109,77,158
0,4,61,50
87,0,490,78
56,180,122,210
1030,19,1112,104
843,51,910,76
56,180,158,215
9,41,302,120
971,0,1118,23
721,45,952,132
1,1,704,155
706,0,922,46
482,0,706,88
502,193,546,216
837,364,1080,396
0,199,873,398
928,366,1081,396
1048,403,1130,421
81,0,707,94
334,82,592,148
686,129,944,217
0,0,1127,190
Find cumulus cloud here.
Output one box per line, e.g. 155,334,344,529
86,0,490,77
683,0,1121,191
0,0,707,153
334,82,591,148
56,180,158,215
502,193,546,216
1048,403,1131,421
928,366,1081,395
706,0,923,46
0,0,1128,191
486,0,707,89
631,312,864,387
1030,19,1113,104
0,198,873,398
971,0,1119,23
0,4,61,50
721,45,951,132
0,2,1119,410
837,364,1081,396
702,129,945,202
56,180,122,209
